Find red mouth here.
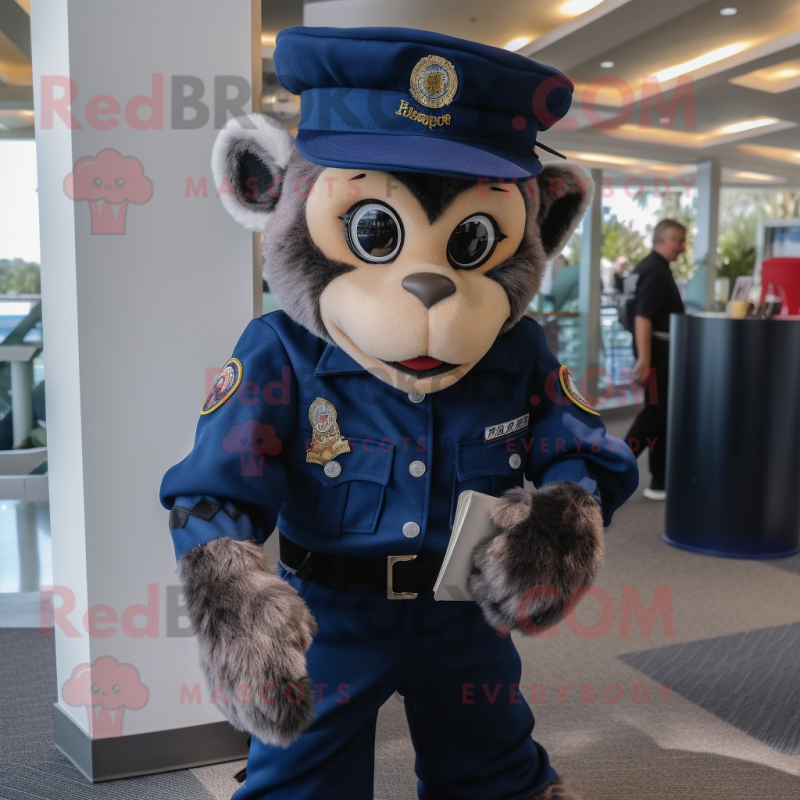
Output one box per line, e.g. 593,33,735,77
397,357,444,370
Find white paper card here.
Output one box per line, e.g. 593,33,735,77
434,491,501,601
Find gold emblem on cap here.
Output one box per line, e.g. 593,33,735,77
410,55,458,109
306,397,351,465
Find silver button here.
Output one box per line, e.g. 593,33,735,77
407,391,426,403
409,460,426,478
509,454,522,469
402,522,421,538
324,461,342,478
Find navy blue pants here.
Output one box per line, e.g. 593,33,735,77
233,566,556,800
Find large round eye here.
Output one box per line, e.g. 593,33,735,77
341,201,403,264
92,177,102,188
114,178,125,188
447,213,504,270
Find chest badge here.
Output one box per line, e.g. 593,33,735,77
559,365,600,416
306,397,351,466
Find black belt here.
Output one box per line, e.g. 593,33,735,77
278,533,445,600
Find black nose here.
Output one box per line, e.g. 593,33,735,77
401,273,456,309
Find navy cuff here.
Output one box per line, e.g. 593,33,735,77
169,495,264,560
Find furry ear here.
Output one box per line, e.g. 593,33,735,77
536,162,594,260
211,113,296,232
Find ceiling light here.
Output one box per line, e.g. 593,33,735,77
560,0,604,16
504,37,532,51
719,117,779,134
660,117,671,123
720,7,737,15
261,33,276,46
19,110,34,117
773,68,800,79
646,164,682,173
652,43,748,82
735,144,800,164
575,153,637,165
733,171,779,181
600,60,614,68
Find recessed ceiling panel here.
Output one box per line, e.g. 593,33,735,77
729,57,800,93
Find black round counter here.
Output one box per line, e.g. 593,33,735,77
665,314,800,558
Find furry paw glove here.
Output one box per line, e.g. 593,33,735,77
178,537,318,746
469,482,603,634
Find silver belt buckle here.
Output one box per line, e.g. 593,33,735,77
387,555,417,600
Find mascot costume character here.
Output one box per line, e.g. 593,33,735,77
161,26,638,800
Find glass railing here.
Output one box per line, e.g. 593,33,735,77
527,294,639,410
0,297,45,450
599,303,636,409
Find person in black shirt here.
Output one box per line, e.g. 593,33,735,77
624,219,686,500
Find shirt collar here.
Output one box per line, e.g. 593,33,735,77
473,334,519,373
315,333,519,377
315,344,366,376
650,250,669,268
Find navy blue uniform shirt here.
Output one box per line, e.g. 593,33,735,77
160,311,638,560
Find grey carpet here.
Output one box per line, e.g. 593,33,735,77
619,623,800,755
764,552,800,577
0,629,220,800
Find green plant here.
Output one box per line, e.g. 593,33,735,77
718,211,757,282
564,227,581,266
601,213,648,265
0,259,40,294
563,215,648,268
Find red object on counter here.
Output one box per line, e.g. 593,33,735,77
761,258,800,315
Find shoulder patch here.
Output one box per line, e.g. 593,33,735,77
558,365,600,416
201,358,242,415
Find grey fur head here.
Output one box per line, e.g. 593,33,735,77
490,164,593,333
212,114,593,340
260,151,351,340
211,114,295,231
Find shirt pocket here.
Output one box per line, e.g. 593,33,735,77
450,433,527,528
293,437,394,538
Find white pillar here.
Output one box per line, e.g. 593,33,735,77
578,168,603,392
32,0,261,780
686,159,721,311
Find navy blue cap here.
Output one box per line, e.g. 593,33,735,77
273,26,573,180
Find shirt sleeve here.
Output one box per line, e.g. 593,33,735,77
159,317,298,560
633,267,660,322
523,321,639,525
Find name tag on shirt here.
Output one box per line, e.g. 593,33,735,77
484,413,529,442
